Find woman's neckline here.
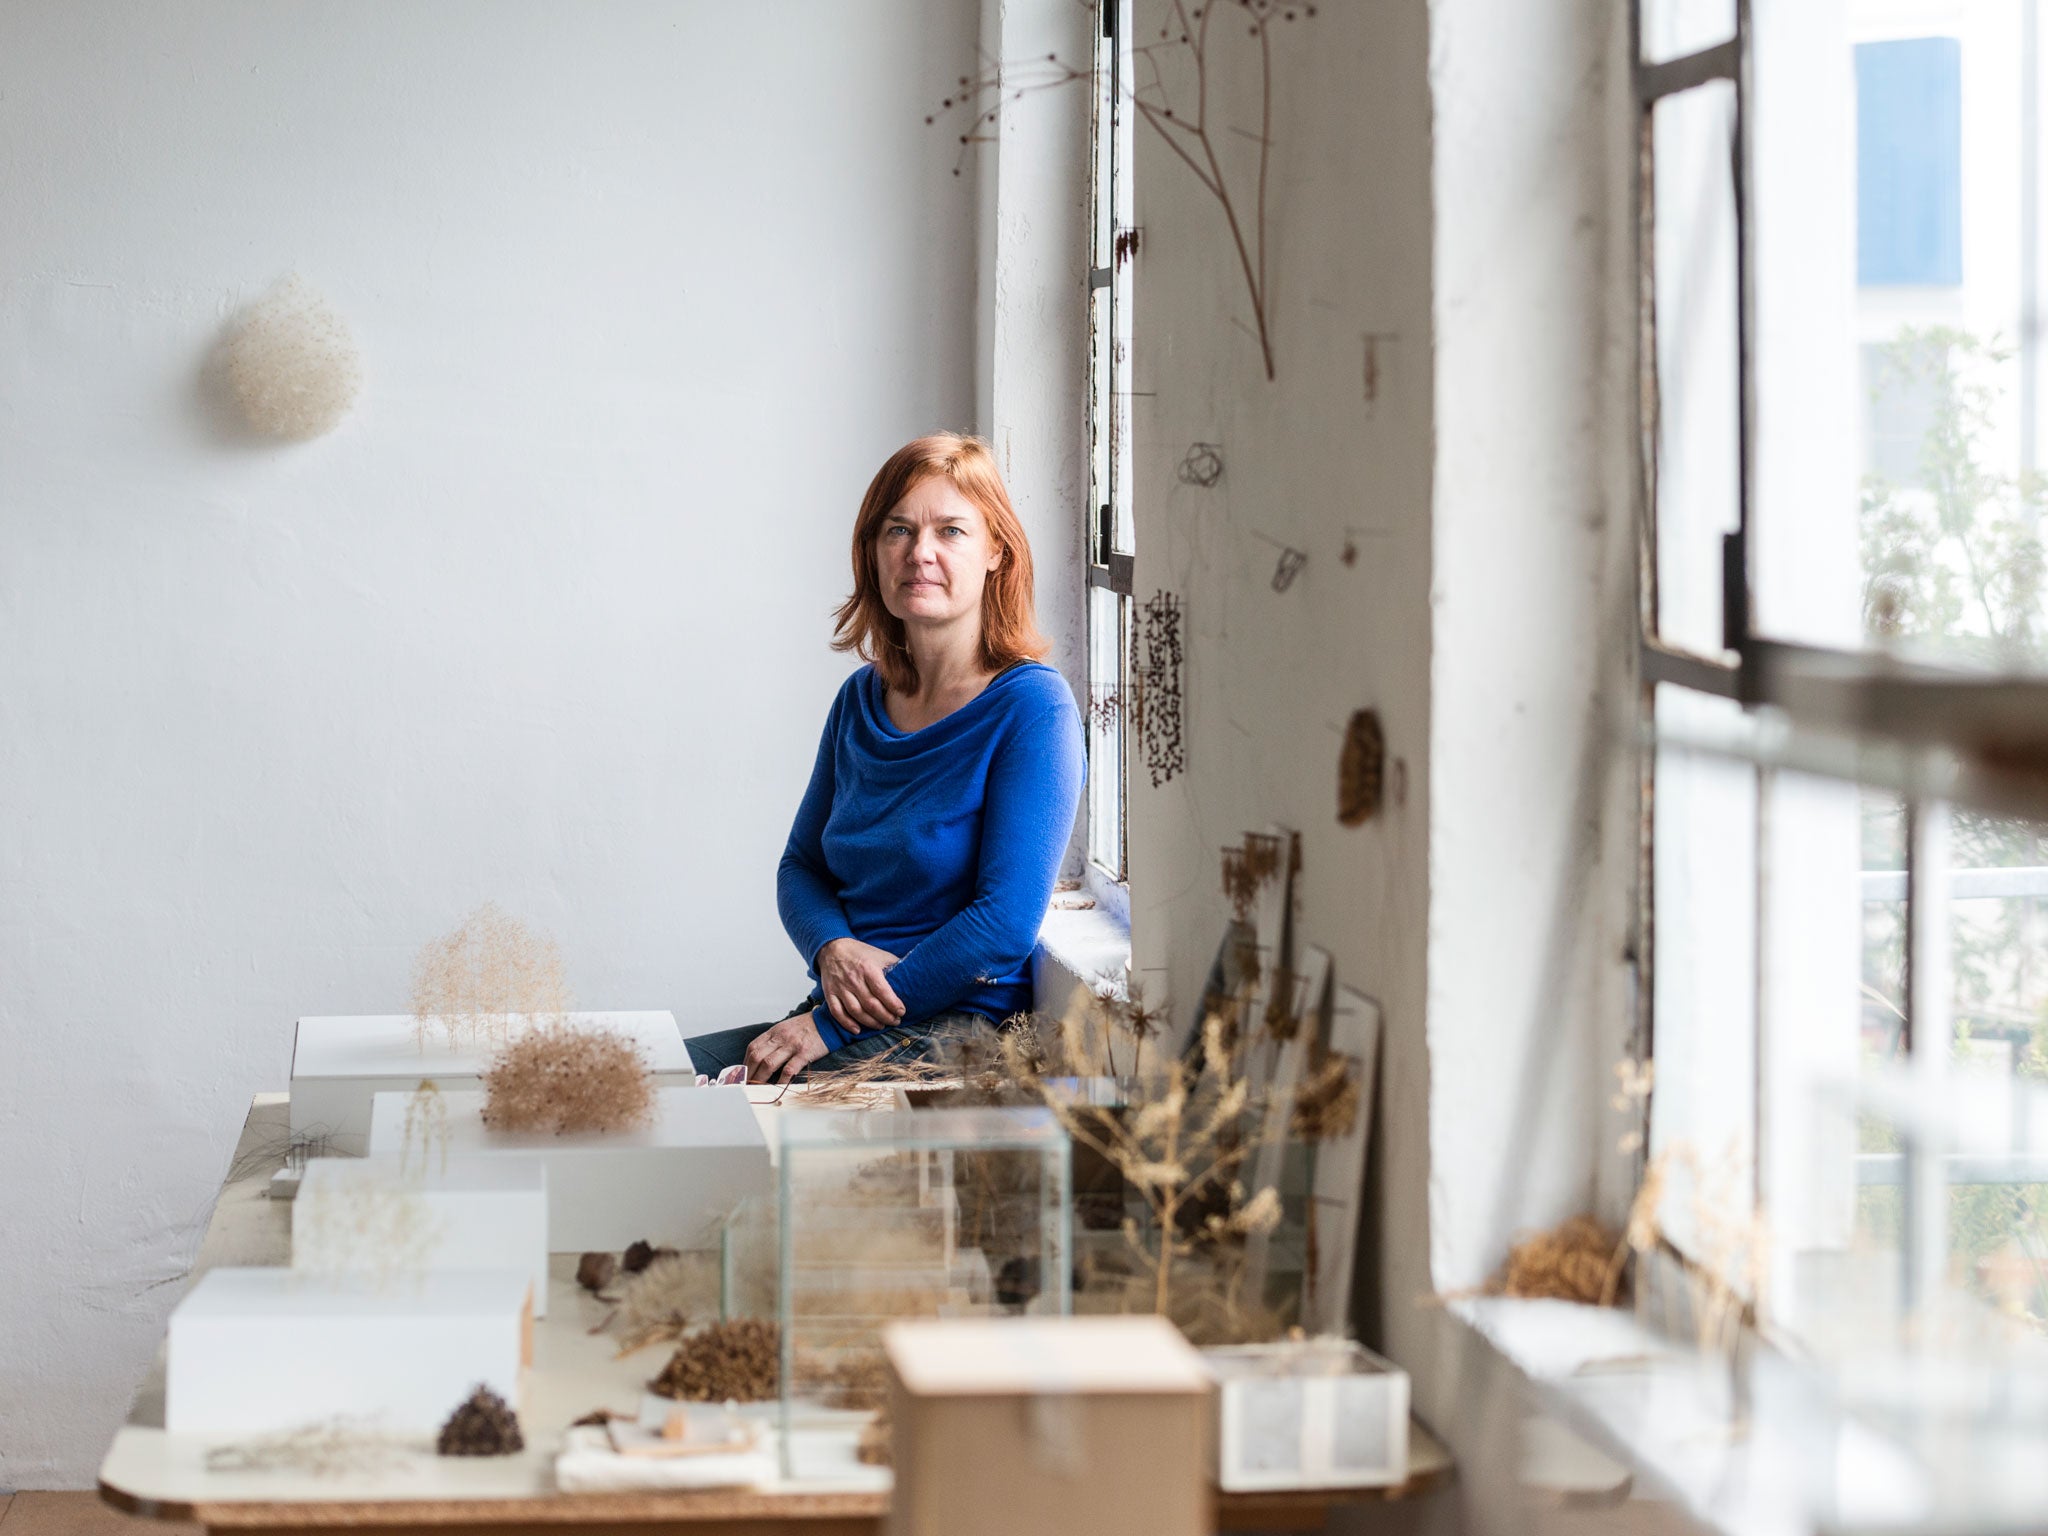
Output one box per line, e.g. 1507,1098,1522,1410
871,660,1030,739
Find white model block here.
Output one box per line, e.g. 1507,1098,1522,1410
293,1155,551,1316
1206,1339,1410,1491
167,1268,532,1437
366,1086,772,1252
289,1011,695,1155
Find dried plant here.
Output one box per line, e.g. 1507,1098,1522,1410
1473,1059,1772,1365
1289,1048,1359,1143
294,1167,446,1291
856,1404,893,1466
1220,831,1282,921
481,1024,653,1136
650,1319,780,1403
609,1252,698,1356
932,2,1323,380
1489,1214,1625,1306
436,1385,523,1456
411,902,571,1049
398,1079,449,1179
204,1419,417,1477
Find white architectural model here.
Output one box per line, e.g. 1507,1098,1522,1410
365,1086,771,1251
289,1011,695,1154
166,1268,531,1436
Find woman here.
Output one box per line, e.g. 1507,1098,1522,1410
686,433,1085,1084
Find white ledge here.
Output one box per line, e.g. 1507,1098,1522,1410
1448,1297,1949,1536
1033,891,1131,1010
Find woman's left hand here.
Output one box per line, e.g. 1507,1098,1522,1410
744,1010,831,1085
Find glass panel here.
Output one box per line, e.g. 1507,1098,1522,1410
1758,773,1866,1330
1649,685,1759,1257
1651,81,1742,660
1751,5,2048,670
1944,809,2048,1076
1087,584,1126,877
1642,0,1736,66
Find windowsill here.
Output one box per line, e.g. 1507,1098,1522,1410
1033,877,1132,1008
1446,1297,1953,1536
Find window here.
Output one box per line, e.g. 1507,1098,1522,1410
1636,0,2048,1368
1085,0,1136,880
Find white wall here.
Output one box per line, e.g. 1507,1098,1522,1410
1122,0,1438,1359
1126,0,1639,1527
0,0,980,1487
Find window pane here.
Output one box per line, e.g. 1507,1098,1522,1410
1642,0,1735,67
1943,809,2048,1074
1086,584,1126,877
1759,774,1866,1331
1650,685,1759,1256
1651,81,1742,660
1752,5,2048,670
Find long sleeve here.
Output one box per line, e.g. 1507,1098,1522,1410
777,689,855,970
879,700,1084,1025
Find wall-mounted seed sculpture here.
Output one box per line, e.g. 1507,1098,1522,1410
1132,591,1185,788
1177,442,1225,488
1338,709,1385,826
225,274,362,439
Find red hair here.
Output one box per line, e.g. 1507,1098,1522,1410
833,433,1049,694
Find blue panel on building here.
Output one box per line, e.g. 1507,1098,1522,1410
1856,37,1963,287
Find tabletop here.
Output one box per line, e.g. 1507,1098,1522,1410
99,1095,1452,1535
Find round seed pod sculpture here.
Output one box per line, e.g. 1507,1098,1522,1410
225,274,363,439
436,1385,523,1456
481,1024,653,1136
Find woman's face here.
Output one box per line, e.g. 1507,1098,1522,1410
874,476,1003,633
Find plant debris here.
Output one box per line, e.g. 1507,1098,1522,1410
435,1385,524,1456
650,1319,780,1403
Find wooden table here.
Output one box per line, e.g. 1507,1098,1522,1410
100,1096,1452,1535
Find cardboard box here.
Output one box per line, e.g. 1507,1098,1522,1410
365,1086,771,1251
293,1154,551,1316
883,1316,1210,1536
289,1011,696,1155
166,1267,532,1436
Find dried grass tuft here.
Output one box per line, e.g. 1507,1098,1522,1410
411,902,571,1049
204,1419,416,1477
481,1024,652,1136
1490,1214,1626,1305
610,1252,699,1355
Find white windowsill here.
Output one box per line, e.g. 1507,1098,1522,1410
1033,874,1132,1009
1447,1297,1965,1536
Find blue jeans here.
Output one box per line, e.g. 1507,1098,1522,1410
683,996,999,1081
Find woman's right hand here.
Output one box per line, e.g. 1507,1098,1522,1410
816,937,906,1032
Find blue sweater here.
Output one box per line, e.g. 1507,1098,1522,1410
777,661,1086,1051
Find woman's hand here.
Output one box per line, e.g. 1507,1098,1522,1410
816,937,905,1032
744,1011,832,1085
